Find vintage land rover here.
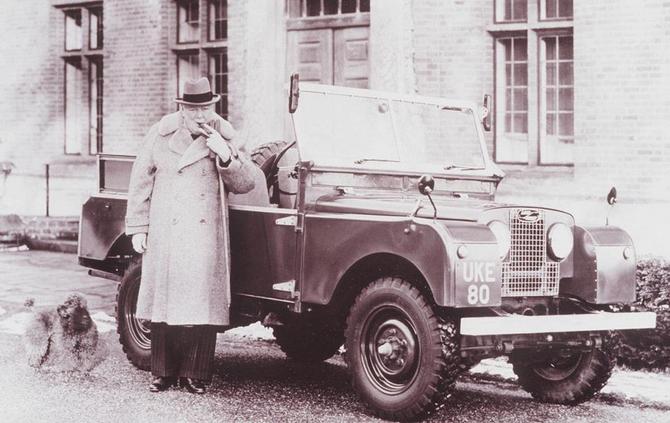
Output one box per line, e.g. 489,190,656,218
78,79,656,421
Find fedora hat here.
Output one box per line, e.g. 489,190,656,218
175,77,221,106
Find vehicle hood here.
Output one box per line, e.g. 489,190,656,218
313,194,516,221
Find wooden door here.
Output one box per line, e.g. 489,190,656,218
286,27,369,88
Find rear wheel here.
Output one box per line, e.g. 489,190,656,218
116,259,152,370
511,345,614,405
344,277,460,421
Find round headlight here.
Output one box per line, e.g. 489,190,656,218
548,223,573,260
488,221,511,259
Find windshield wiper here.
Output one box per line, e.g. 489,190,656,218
354,158,400,165
443,164,484,171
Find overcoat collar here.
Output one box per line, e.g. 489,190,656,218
158,112,212,171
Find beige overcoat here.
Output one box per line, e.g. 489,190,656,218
125,112,256,326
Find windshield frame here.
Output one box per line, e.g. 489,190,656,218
291,83,502,179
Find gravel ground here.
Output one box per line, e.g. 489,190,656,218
2,328,669,423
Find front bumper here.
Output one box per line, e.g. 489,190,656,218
460,311,656,336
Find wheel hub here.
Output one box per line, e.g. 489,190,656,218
363,309,420,394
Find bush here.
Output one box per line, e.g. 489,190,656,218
610,257,670,371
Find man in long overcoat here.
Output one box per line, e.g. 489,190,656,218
125,78,257,394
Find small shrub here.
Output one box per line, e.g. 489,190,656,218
610,257,670,371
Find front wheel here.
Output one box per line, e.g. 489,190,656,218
511,345,614,405
116,259,152,370
344,277,460,421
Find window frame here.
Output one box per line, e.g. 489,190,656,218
538,0,573,22
177,0,201,44
60,4,104,156
489,0,574,167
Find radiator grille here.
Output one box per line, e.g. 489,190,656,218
501,209,560,296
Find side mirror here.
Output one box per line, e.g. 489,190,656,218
607,187,617,205
418,174,435,196
289,73,300,114
482,94,492,132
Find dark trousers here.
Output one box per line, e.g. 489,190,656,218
150,323,217,383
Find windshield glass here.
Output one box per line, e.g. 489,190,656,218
292,87,486,171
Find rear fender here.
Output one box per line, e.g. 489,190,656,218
78,196,128,260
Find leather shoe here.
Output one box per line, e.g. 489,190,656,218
149,376,176,392
180,377,207,394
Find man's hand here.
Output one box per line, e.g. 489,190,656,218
132,233,148,254
201,123,232,163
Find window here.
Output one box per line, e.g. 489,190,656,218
491,0,573,165
61,4,103,155
495,37,528,162
173,1,228,118
89,6,103,49
177,53,200,97
288,0,370,18
178,0,200,43
64,9,82,51
65,58,83,154
541,0,573,20
208,50,228,118
89,57,103,154
495,0,527,22
208,0,227,41
540,35,573,164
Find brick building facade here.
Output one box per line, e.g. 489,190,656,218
0,0,668,254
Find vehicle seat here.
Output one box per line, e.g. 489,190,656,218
276,147,299,208
228,164,270,206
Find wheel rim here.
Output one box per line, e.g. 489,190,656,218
532,352,584,381
361,305,420,395
124,276,151,350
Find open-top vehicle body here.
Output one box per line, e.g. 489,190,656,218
79,80,656,421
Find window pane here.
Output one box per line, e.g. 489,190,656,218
65,58,83,154
209,50,228,117
324,0,339,15
89,58,103,154
513,0,527,20
178,0,199,43
360,0,370,12
513,38,527,61
342,0,357,13
546,88,556,111
89,7,103,49
559,36,573,59
514,63,527,85
546,113,556,135
505,64,512,85
558,0,573,18
558,113,573,136
545,0,557,18
502,39,512,61
546,63,556,85
65,9,82,51
504,0,512,21
558,87,573,110
514,113,528,133
178,54,200,96
505,114,512,132
209,0,227,41
559,62,573,85
306,0,321,16
506,88,513,110
514,88,528,111
545,37,556,60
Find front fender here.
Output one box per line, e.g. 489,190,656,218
560,225,636,304
301,213,500,307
